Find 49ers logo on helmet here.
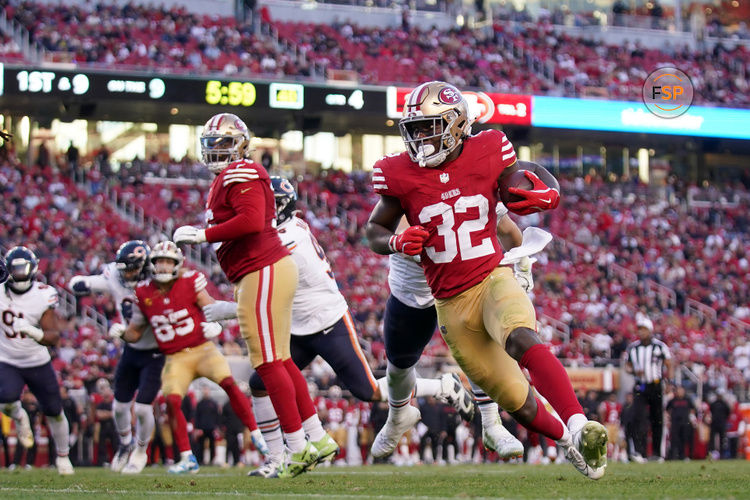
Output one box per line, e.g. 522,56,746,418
438,87,462,105
234,119,248,132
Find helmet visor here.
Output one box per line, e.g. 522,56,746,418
200,136,237,150
8,259,32,283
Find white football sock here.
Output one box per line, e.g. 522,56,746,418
133,402,155,449
113,399,133,446
470,381,500,427
285,428,307,453
386,362,416,413
567,413,588,436
414,378,442,398
251,395,284,458
47,412,71,456
302,414,327,442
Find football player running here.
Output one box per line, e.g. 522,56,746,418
69,240,162,474
202,177,473,476
376,202,537,462
0,247,74,475
111,241,267,474
173,113,327,478
366,81,608,479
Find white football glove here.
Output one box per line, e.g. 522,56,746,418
513,255,535,294
12,317,44,342
202,301,238,322
201,321,223,339
173,225,206,245
108,323,126,339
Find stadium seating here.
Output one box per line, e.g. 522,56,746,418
7,2,750,107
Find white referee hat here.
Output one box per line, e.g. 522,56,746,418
636,316,654,332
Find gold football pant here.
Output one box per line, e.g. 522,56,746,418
161,341,233,396
235,256,298,368
435,266,536,413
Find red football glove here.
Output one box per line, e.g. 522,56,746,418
507,171,560,215
388,225,429,256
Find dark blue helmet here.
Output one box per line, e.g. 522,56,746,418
0,258,7,284
270,176,297,225
4,246,38,294
115,240,150,287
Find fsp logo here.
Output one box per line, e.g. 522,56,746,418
642,68,694,118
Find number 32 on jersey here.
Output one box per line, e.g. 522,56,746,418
419,194,494,264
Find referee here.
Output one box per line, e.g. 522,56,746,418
625,316,674,462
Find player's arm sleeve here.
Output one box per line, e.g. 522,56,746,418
492,130,518,179
130,291,148,328
130,303,147,328
204,182,266,242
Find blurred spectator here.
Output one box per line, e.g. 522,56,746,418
193,387,220,465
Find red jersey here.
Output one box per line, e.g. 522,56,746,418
135,270,209,355
205,159,289,283
372,129,516,298
600,400,622,425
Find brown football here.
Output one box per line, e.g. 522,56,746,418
498,169,533,206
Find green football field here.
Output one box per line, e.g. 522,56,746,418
1,461,748,499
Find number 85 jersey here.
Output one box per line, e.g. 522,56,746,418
133,270,209,354
372,129,517,299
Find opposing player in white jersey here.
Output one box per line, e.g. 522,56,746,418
69,240,163,474
376,202,534,460
203,177,473,476
0,246,74,475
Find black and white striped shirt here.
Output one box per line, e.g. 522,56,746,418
627,339,672,384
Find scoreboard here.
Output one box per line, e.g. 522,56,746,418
0,64,386,115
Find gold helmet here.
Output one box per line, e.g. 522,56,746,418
200,113,252,174
399,81,472,168
149,241,184,283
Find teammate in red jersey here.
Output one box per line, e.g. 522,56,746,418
110,241,267,474
599,393,623,460
172,113,334,478
366,81,608,479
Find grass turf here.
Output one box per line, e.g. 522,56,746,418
0,461,748,499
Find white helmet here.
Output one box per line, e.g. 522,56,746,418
399,81,472,168
200,113,252,174
149,241,184,283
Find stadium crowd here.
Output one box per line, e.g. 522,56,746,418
0,137,748,468
4,1,750,107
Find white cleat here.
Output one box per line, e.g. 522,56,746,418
437,373,475,422
56,455,75,475
168,454,200,474
247,456,284,478
16,409,34,449
574,421,608,471
111,441,134,472
559,427,606,480
371,405,421,458
122,447,148,474
482,417,524,459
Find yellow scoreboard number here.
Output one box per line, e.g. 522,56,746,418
205,80,256,107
